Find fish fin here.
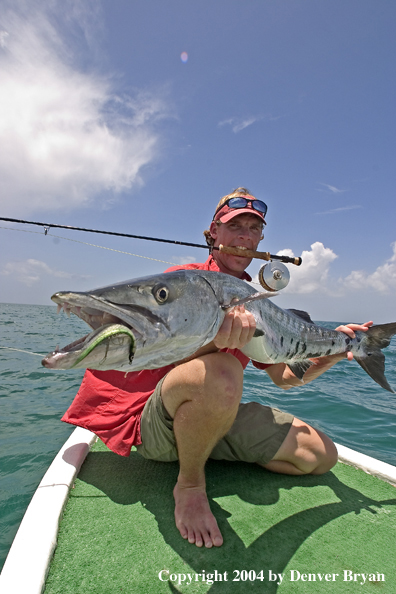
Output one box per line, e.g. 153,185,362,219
354,322,396,393
287,309,314,324
222,291,276,310
287,359,314,380
354,353,394,393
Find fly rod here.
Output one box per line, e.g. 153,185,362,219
0,216,302,266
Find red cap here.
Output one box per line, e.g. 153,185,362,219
213,195,266,224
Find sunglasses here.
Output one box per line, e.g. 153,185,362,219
213,197,268,219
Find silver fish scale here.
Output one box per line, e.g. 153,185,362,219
241,291,352,364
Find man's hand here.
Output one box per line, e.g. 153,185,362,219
174,306,256,365
335,321,373,361
214,305,256,350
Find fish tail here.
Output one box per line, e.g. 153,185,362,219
354,323,396,393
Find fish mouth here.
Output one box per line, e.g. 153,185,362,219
42,291,170,370
42,323,136,369
51,291,169,339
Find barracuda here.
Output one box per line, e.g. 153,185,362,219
42,270,396,392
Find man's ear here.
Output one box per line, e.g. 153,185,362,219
209,221,218,240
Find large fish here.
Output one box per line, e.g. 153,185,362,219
42,270,396,392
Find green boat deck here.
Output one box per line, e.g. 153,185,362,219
44,439,396,593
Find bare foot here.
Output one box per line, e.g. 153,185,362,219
173,482,223,548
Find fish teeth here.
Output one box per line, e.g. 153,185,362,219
56,304,62,314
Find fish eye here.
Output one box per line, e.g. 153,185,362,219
153,285,169,304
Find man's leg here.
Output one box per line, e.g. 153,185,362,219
161,352,244,548
262,417,338,475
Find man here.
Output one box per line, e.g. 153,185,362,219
63,187,372,550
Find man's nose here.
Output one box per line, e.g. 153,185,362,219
238,226,254,237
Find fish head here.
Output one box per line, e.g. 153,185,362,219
42,270,223,371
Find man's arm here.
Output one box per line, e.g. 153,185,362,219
266,321,374,390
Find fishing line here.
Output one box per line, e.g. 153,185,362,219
0,346,45,357
0,226,177,265
0,226,267,290
0,226,284,294
49,234,178,265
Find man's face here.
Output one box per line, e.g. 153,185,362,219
209,213,263,277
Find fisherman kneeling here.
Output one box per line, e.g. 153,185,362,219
63,187,372,548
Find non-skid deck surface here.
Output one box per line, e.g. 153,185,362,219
45,439,396,594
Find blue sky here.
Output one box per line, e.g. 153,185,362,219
0,0,395,322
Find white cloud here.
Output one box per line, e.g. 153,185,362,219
218,113,281,133
341,242,396,294
218,116,260,133
315,205,362,215
276,242,338,294
0,0,173,214
0,30,9,48
1,258,90,286
252,242,338,295
317,183,347,194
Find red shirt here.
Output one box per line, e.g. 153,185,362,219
62,256,270,456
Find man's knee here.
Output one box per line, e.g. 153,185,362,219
310,439,338,474
292,431,338,475
162,352,243,418
202,352,243,410
267,418,338,475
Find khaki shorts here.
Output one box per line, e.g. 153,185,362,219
136,375,294,466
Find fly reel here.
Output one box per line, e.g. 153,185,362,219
258,261,290,292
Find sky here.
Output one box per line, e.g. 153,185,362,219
0,0,395,322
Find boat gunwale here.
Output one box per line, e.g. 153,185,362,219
0,427,97,594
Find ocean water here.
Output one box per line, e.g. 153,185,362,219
1,303,395,571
